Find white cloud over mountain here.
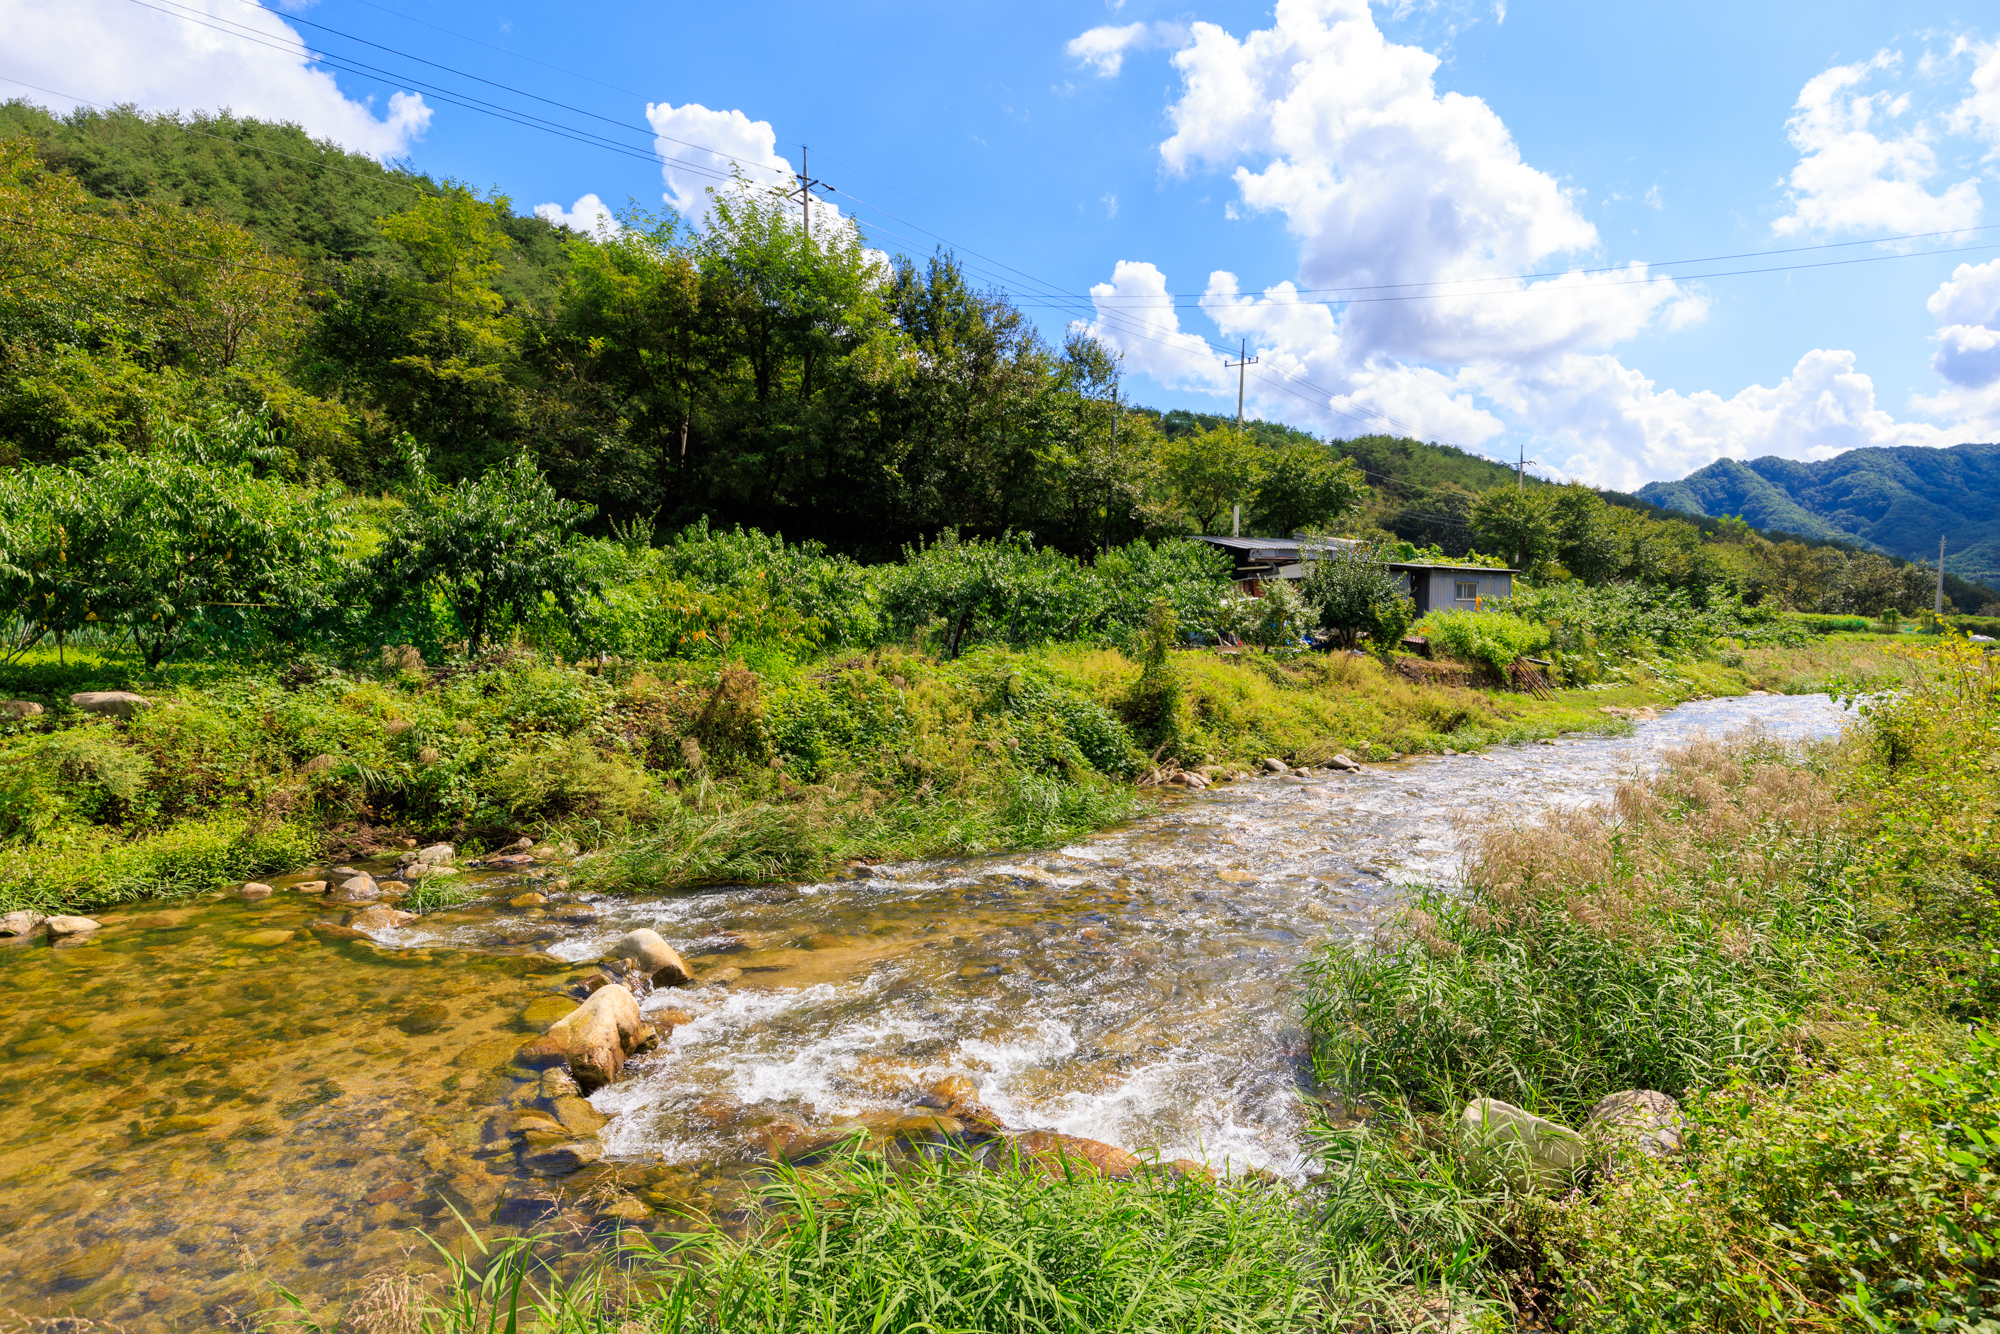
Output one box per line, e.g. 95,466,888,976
0,0,430,158
534,193,621,238
1071,0,2000,488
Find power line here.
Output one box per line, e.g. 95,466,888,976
1084,223,2000,302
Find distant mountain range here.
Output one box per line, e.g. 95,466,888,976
1635,442,2000,587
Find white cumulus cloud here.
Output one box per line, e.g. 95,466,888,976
1078,0,1992,488
1771,52,1982,237
534,193,621,238
1913,259,2000,435
0,0,430,158
1064,21,1190,78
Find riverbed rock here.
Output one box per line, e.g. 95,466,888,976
291,880,328,895
349,905,418,932
0,910,47,936
1329,754,1361,771
1598,705,1659,722
1587,1089,1684,1159
520,1140,603,1177
332,875,381,904
44,915,101,937
1,700,44,720
926,1076,1004,1132
377,879,410,895
703,965,743,986
69,691,151,718
508,892,547,908
609,928,693,985
548,1094,609,1136
1459,1098,1586,1189
1260,757,1289,774
237,882,273,899
515,983,646,1091
1011,1130,1136,1180
418,842,455,866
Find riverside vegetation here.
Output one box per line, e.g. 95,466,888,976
3,99,1998,1333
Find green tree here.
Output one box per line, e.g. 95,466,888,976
363,447,596,653
1301,543,1413,653
0,415,348,666
1470,488,1558,578
1160,426,1262,533
1253,444,1366,535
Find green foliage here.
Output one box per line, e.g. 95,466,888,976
484,734,655,830
1159,425,1263,533
0,811,315,913
0,414,348,666
1301,543,1415,652
1247,576,1317,652
1416,609,1553,676
1552,1027,2000,1333
363,447,596,652
1253,443,1367,535
878,531,1231,658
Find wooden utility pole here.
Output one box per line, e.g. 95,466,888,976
1937,535,1948,616
1517,442,1525,490
1226,340,1258,537
775,146,833,241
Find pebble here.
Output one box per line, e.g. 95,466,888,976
238,882,274,899
44,915,101,937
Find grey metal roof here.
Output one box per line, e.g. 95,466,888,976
1193,535,1514,575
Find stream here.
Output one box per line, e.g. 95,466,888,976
0,693,1850,1327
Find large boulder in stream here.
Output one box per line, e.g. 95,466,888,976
514,984,647,1091
608,928,693,985
1,910,47,937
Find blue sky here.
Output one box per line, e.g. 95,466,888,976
9,0,2000,487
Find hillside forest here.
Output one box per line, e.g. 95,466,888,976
1,99,1991,632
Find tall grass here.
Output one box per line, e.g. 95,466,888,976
1303,737,1873,1119
289,1150,1497,1334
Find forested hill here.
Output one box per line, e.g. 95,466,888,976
1636,443,2000,585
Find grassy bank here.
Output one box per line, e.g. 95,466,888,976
0,622,1825,915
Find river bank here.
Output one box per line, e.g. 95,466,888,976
0,636,1898,919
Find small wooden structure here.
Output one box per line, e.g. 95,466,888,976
1193,536,1516,613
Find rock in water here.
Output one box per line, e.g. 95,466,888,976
608,928,693,985
44,915,101,937
349,905,418,932
418,842,455,865
1011,1130,1136,1180
1329,754,1361,771
69,691,151,718
0,910,47,936
1260,757,1289,774
1459,1097,1586,1189
332,875,380,904
515,984,646,1091
1587,1089,1684,1158
237,882,274,899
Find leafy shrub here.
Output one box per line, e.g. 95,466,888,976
0,727,154,841
764,670,909,784
1552,1026,2000,1333
1794,613,1871,633
484,735,655,829
879,531,1232,657
970,655,1139,777
1417,609,1552,676
1300,543,1413,653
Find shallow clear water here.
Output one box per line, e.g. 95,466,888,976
0,692,1850,1327
414,692,1856,1180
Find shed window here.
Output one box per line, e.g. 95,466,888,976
1453,580,1480,601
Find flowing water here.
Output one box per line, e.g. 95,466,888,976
0,693,1848,1328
